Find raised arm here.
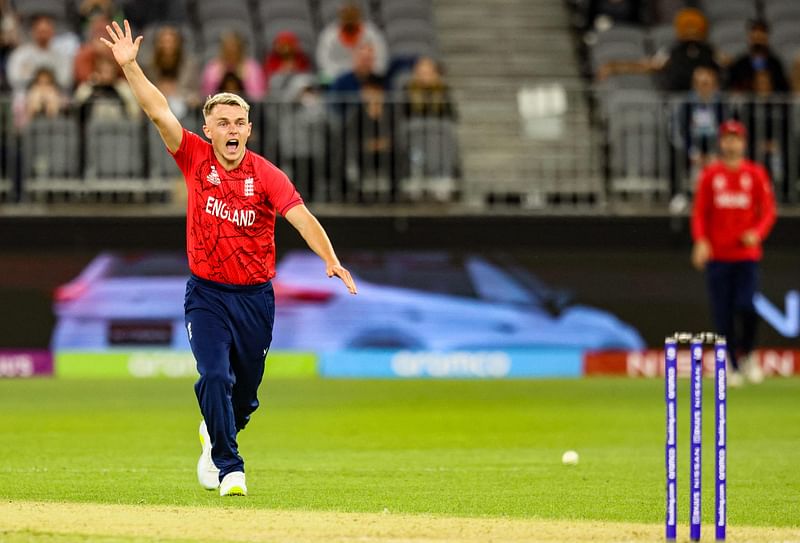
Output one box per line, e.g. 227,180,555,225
284,205,357,295
100,20,182,153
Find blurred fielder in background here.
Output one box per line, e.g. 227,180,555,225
102,20,357,497
691,119,776,387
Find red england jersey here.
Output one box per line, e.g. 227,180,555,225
170,129,303,285
691,159,776,262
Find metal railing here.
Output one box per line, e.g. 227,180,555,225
0,95,460,205
596,88,800,206
1,90,799,211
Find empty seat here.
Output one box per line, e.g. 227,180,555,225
401,118,458,178
22,117,80,180
147,124,181,179
381,0,432,24
85,119,144,178
385,19,437,49
601,73,657,91
591,41,645,74
194,0,250,22
595,24,648,49
389,40,437,59
771,21,800,54
648,23,676,54
606,90,670,194
764,0,800,24
709,20,748,59
14,0,68,21
258,0,313,24
702,0,756,23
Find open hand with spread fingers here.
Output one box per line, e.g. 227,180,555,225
99,19,142,68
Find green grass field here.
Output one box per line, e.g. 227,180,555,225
1,377,799,541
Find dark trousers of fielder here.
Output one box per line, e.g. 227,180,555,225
184,274,275,480
705,260,758,370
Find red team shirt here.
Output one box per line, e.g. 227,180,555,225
171,129,303,285
691,160,776,262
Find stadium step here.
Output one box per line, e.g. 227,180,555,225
433,0,595,200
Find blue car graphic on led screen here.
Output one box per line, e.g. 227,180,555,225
51,251,644,351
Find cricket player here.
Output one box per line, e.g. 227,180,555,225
691,119,776,387
102,21,357,496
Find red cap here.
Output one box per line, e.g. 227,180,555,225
719,120,746,138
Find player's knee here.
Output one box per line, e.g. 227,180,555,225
198,365,233,387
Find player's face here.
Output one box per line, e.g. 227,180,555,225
203,104,252,168
719,134,745,160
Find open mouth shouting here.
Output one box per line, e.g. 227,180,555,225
225,139,240,154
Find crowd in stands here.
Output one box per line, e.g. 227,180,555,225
571,0,800,201
0,0,458,203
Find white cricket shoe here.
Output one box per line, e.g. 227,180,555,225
219,471,247,497
197,420,220,490
743,354,764,384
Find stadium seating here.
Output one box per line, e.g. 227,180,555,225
22,117,81,196
400,118,459,198
381,0,433,25
85,119,144,179
261,18,316,60
702,0,756,25
12,0,68,21
709,20,748,59
1,0,459,205
317,0,372,27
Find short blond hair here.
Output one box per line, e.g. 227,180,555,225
203,93,250,119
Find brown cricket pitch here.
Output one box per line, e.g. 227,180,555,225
1,500,799,543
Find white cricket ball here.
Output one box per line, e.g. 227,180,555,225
562,450,579,465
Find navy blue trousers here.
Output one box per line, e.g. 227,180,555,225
184,274,275,479
705,261,759,371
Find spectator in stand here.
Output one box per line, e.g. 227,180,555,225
7,15,75,98
672,64,725,190
262,31,311,94
76,0,124,34
344,75,398,198
13,67,67,128
0,0,20,91
316,2,387,83
733,70,790,195
142,25,199,119
791,54,800,95
74,53,140,122
118,0,186,30
329,41,382,95
218,71,245,94
789,53,800,96
726,20,789,94
657,8,717,92
403,57,456,121
277,74,328,199
595,7,718,91
201,31,265,100
215,70,262,149
74,13,117,86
